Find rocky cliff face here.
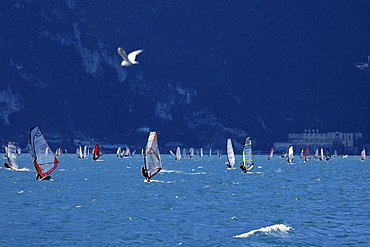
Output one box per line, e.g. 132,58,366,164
1,1,370,151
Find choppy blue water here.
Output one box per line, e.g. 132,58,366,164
1,154,369,246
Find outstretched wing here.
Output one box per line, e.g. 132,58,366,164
127,49,144,62
117,47,129,61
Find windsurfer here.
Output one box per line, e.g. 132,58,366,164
141,166,150,182
239,163,247,173
225,160,231,168
36,173,42,180
3,162,10,169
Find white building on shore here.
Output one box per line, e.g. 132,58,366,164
273,129,362,154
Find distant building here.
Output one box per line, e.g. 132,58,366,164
273,129,362,154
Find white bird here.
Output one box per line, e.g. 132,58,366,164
117,47,144,66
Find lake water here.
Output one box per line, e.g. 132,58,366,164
1,154,369,246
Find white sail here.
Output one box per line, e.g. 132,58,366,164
116,147,121,157
287,145,294,164
175,146,181,161
83,146,88,158
5,142,18,169
189,148,194,158
361,149,366,161
226,139,235,168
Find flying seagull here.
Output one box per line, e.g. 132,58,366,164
117,47,144,66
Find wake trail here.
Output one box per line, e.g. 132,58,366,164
233,224,292,238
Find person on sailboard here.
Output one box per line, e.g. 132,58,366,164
3,162,10,169
36,173,42,180
141,166,150,182
225,160,231,168
239,163,247,173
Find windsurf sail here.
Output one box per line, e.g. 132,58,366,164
143,132,162,181
267,147,274,160
199,148,203,157
55,147,62,156
29,127,59,180
320,148,324,161
361,149,366,161
325,148,331,161
314,149,319,160
209,148,212,158
76,146,83,159
4,142,18,169
124,147,131,158
175,146,181,161
189,148,194,158
226,139,235,168
116,147,121,157
287,145,294,164
240,137,254,173
217,149,221,158
93,144,102,160
304,148,311,162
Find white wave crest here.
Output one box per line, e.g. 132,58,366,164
14,167,30,171
233,224,292,238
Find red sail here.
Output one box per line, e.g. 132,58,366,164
304,148,310,157
93,144,101,160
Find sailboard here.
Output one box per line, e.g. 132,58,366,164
287,145,294,164
29,126,59,180
314,149,319,160
199,148,203,158
4,142,19,170
142,132,162,182
325,148,331,161
93,144,102,161
240,137,254,173
225,138,235,168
